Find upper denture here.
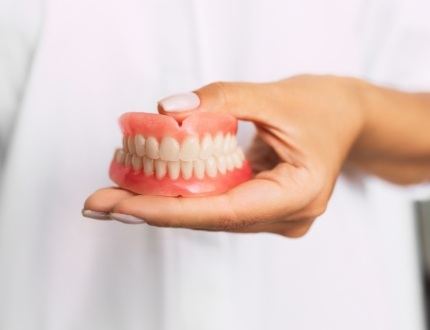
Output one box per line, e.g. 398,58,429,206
120,112,237,140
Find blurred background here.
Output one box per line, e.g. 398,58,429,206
1,0,430,329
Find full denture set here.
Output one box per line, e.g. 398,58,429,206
109,112,252,196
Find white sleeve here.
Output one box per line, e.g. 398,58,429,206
359,0,430,199
0,0,42,163
360,0,430,91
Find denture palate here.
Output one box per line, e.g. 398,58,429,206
114,133,246,180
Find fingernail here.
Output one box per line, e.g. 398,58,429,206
82,209,111,220
158,92,200,112
110,213,146,224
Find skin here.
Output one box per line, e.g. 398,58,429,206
83,75,430,237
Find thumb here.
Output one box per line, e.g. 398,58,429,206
158,82,273,123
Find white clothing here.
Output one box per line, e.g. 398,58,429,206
1,0,430,329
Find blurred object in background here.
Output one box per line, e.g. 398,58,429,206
416,199,430,329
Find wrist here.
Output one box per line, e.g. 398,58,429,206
347,78,388,161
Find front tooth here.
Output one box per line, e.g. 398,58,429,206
226,155,235,171
143,157,154,176
223,133,231,154
160,136,180,161
123,136,129,153
205,157,217,178
232,152,243,168
135,134,146,157
181,161,193,180
125,153,132,167
193,159,205,179
167,161,180,180
145,137,159,159
132,155,142,171
155,159,167,179
180,136,199,161
217,155,226,174
115,149,125,164
213,133,224,156
200,134,214,159
127,136,135,154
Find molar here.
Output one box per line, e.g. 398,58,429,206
226,155,235,171
124,153,132,167
180,136,199,161
223,133,232,154
229,136,237,153
232,152,242,168
115,149,125,164
127,136,135,154
160,136,180,161
145,136,160,159
237,148,245,162
123,136,129,153
135,134,146,157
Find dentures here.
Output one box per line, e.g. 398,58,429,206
109,112,252,196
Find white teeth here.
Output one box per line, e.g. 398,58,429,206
181,161,193,180
131,155,142,171
119,132,246,179
193,159,205,179
205,157,217,178
143,157,154,176
123,136,129,153
217,155,227,174
223,133,231,154
237,148,245,162
145,137,159,159
134,134,146,157
167,161,180,180
200,134,214,159
229,136,237,152
127,136,135,154
232,152,242,168
155,159,167,179
115,149,125,164
180,136,200,161
160,136,180,161
124,153,132,167
226,155,235,171
213,133,224,156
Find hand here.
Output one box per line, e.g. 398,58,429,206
83,75,368,237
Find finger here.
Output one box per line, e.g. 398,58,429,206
83,187,135,220
157,92,201,122
194,82,278,123
275,221,314,238
158,82,278,124
111,163,314,230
